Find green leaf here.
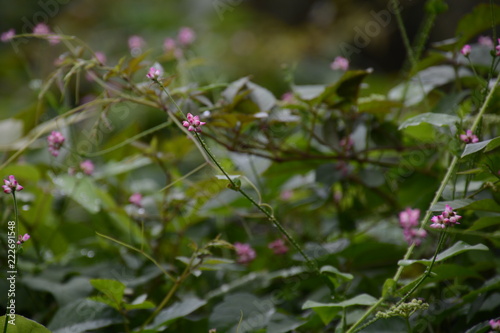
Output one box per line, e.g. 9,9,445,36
0,315,52,333
302,294,378,310
461,137,500,158
398,113,459,130
398,241,489,266
467,217,500,231
50,174,101,214
150,296,206,328
431,199,474,211
320,265,353,287
267,313,304,333
456,4,500,46
22,276,92,306
209,293,274,332
89,279,126,309
382,278,397,297
48,299,122,333
319,70,372,109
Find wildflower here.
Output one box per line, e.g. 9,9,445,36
94,51,107,64
330,56,349,71
33,23,51,35
496,39,500,56
268,239,289,255
128,35,145,56
17,233,30,245
460,44,471,56
399,208,426,245
2,175,24,194
281,92,294,103
129,193,143,207
478,36,493,47
1,29,15,42
182,113,206,132
429,204,462,229
177,27,195,46
47,131,65,157
490,319,500,331
163,37,176,52
399,208,420,229
460,129,479,144
339,136,353,151
146,67,161,80
80,160,94,175
234,242,256,264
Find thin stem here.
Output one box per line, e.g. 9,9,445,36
97,232,175,282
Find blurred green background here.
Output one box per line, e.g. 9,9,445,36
0,0,490,119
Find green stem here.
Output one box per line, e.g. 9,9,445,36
153,79,319,273
346,60,500,333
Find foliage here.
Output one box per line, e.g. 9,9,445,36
1,2,500,333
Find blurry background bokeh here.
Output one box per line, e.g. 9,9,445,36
0,0,491,119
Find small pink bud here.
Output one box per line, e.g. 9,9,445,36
129,193,143,207
234,242,256,264
146,67,161,80
330,56,349,71
177,27,196,46
2,175,24,194
460,44,471,56
1,29,15,42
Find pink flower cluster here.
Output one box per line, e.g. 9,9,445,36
330,56,349,71
1,28,15,42
460,129,479,144
2,175,24,194
399,208,427,246
461,45,471,56
80,160,94,175
163,27,196,58
129,193,143,207
430,204,462,229
47,131,65,157
234,242,256,264
490,319,500,331
128,35,146,56
146,67,161,80
268,239,289,255
33,23,60,45
182,113,206,132
17,233,30,245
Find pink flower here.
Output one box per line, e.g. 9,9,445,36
129,193,143,207
234,242,256,264
177,27,195,46
2,175,24,194
268,239,289,255
330,56,349,71
94,51,106,64
478,36,493,47
460,44,471,56
163,37,176,52
460,129,479,144
281,92,294,103
128,35,145,49
17,233,30,245
47,131,65,157
33,23,51,35
182,113,206,133
146,67,161,80
430,205,462,229
80,160,94,175
399,208,420,229
339,136,353,151
1,29,15,42
490,319,500,331
496,39,500,56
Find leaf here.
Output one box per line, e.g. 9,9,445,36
22,276,92,307
456,4,500,46
89,279,126,310
431,199,474,211
467,217,500,231
319,70,372,109
382,278,397,297
302,294,378,310
320,265,353,287
461,137,500,158
266,313,304,333
150,296,206,328
398,113,459,130
209,293,274,333
50,174,101,214
0,315,52,333
398,241,489,266
293,84,325,100
48,299,122,333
